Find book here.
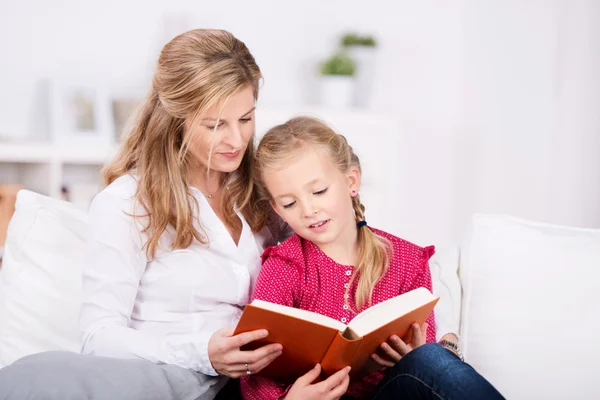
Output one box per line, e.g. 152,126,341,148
233,287,439,384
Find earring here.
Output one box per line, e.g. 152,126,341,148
351,190,357,196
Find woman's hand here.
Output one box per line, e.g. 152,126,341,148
370,322,428,368
284,364,351,400
208,327,282,378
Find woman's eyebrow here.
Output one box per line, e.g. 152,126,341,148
201,107,256,122
240,107,256,117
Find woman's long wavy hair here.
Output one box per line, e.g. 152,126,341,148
103,29,267,259
254,117,392,310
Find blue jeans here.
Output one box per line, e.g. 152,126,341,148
343,343,505,400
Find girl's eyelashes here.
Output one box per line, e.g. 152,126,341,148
240,117,252,123
282,201,296,209
314,187,328,195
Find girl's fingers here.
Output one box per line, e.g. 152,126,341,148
410,323,422,346
371,352,396,368
379,342,402,362
327,373,351,400
389,335,411,356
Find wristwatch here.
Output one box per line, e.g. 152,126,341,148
439,339,464,362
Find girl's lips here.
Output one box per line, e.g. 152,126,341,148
308,219,330,232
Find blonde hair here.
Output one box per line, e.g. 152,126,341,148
254,116,392,310
103,29,267,259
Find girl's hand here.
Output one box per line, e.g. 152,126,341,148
208,327,283,378
370,322,428,368
284,364,351,400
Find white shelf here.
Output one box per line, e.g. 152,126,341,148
0,108,401,227
0,142,117,164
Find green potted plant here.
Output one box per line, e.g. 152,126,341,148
319,53,356,109
341,33,378,48
340,33,378,108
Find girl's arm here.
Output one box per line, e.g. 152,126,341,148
240,254,301,399
405,246,437,343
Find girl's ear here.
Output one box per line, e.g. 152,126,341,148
347,166,361,194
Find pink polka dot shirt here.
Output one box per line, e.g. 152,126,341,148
240,227,436,399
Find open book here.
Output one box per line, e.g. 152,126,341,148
233,287,439,384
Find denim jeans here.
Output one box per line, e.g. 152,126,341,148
343,343,505,400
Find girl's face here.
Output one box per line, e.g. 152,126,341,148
185,86,255,174
264,146,361,251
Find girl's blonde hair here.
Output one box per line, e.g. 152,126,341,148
254,116,392,310
103,29,267,259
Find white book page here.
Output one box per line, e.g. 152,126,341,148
251,299,347,332
347,287,436,337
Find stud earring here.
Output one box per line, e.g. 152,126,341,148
351,190,357,196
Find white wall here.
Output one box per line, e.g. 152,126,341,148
1,0,598,245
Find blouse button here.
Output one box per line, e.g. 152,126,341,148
345,270,351,276
344,283,349,288
343,305,349,310
344,294,349,299
341,317,347,323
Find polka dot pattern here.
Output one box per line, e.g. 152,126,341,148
240,227,436,399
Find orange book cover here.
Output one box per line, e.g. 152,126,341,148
233,287,439,384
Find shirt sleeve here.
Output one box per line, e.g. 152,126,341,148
241,250,302,399
404,245,437,344
79,187,217,375
250,250,301,306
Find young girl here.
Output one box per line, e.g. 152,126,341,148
240,117,505,400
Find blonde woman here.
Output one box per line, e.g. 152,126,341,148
0,29,288,400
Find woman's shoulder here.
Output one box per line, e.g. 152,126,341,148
91,174,141,215
102,174,138,199
370,227,435,263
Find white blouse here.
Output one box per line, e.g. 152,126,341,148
79,175,278,376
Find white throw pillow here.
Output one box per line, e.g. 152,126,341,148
429,245,462,341
0,190,87,367
460,214,600,399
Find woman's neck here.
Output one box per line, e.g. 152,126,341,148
187,166,225,198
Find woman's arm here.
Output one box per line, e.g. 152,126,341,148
80,185,283,376
79,187,218,374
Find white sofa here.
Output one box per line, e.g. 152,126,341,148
1,190,599,399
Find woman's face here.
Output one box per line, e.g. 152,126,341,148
186,86,255,174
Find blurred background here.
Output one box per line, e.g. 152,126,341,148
0,0,599,248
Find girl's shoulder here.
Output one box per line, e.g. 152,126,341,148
260,233,305,265
369,227,436,263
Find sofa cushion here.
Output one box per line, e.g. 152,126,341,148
428,245,461,341
460,214,600,399
0,190,87,367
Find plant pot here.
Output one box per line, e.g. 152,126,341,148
346,46,377,108
320,75,355,109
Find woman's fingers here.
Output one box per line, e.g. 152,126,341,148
230,329,269,348
247,346,283,374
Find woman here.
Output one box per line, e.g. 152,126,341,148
0,29,287,400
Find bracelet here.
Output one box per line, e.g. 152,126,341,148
439,339,464,361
